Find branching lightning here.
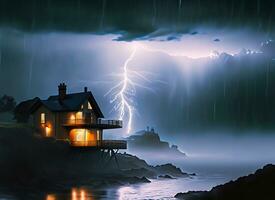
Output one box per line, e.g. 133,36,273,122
105,45,138,134
106,42,210,135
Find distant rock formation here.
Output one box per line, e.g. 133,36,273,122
175,164,275,200
127,127,186,158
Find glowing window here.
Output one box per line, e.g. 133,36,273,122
76,111,83,120
81,104,84,109
70,114,75,121
75,129,87,141
41,113,45,124
45,126,51,137
88,102,93,110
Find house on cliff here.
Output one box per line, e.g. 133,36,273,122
14,83,126,150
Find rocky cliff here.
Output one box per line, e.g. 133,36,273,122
175,164,275,200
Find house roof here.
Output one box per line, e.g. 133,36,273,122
14,97,40,115
41,92,104,117
15,91,104,118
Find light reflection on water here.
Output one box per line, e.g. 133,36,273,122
45,188,95,200
0,174,227,200
0,161,267,200
117,175,226,200
41,174,226,200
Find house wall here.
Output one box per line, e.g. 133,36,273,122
31,99,104,141
83,99,98,122
55,111,75,139
54,107,102,140
32,105,56,137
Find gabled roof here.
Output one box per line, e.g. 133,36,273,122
44,92,104,117
39,91,104,118
14,97,41,115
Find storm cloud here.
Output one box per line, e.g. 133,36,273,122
0,0,274,40
1,1,275,135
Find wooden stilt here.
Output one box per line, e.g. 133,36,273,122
113,149,120,169
98,148,120,169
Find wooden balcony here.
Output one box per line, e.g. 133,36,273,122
62,118,123,129
70,140,127,149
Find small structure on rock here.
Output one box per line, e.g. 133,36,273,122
127,127,186,157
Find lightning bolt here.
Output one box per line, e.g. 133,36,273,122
117,45,137,134
105,45,137,134
106,42,214,135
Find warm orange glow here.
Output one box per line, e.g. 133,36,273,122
46,194,56,200
72,189,77,200
80,190,85,200
71,188,93,200
76,111,83,120
69,129,97,146
69,114,76,124
70,114,76,120
45,124,51,137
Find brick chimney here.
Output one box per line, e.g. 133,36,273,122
58,83,67,100
84,86,88,93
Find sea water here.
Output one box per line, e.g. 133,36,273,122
0,160,269,200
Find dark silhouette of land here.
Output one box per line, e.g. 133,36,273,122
0,126,190,192
175,164,275,200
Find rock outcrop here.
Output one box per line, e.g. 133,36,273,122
127,127,186,158
175,164,275,200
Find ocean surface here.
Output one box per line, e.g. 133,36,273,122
0,159,271,200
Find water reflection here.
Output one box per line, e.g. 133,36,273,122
42,174,228,200
72,188,94,200
46,188,94,200
46,194,56,200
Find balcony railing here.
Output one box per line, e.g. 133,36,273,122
97,119,123,127
70,140,127,149
62,118,123,128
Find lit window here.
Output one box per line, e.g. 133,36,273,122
76,111,83,120
41,113,45,124
45,125,51,137
88,102,93,110
75,129,87,141
81,104,84,109
70,114,75,121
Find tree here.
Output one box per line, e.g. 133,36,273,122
0,95,16,113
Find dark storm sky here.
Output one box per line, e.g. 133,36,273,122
1,0,275,135
0,0,274,40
